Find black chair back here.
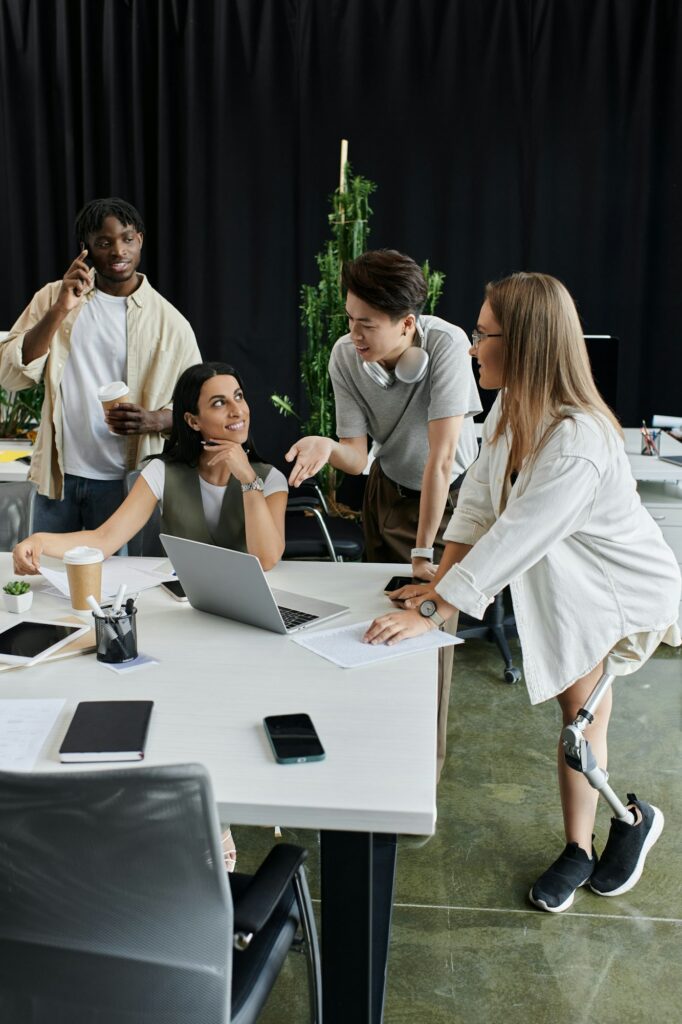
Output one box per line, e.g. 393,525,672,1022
0,763,232,1023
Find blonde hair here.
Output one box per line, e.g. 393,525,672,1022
485,272,622,478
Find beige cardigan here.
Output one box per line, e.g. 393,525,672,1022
0,274,201,498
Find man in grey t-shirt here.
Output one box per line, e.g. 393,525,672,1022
286,248,482,579
285,250,481,779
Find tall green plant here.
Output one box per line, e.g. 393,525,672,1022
272,156,445,503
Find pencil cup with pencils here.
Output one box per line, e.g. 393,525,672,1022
93,608,138,662
640,423,661,456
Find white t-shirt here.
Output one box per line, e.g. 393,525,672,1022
140,459,288,535
61,289,128,479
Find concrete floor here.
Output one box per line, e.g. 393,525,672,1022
233,635,682,1023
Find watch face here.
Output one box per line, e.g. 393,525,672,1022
419,599,437,617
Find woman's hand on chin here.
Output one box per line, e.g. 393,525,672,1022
204,438,256,484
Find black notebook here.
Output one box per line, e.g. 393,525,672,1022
59,700,153,763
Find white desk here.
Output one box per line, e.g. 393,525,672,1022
623,427,682,484
0,555,438,1023
623,428,682,627
0,440,32,482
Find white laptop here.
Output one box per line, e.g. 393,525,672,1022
159,534,348,634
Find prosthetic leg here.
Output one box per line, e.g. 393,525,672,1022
560,672,636,824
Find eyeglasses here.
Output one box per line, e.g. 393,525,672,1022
470,329,503,349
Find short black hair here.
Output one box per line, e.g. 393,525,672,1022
341,249,427,320
74,198,145,244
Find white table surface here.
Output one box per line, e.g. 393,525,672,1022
0,439,33,482
623,427,682,482
0,556,438,836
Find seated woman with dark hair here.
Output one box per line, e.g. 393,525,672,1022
13,362,288,873
13,361,288,572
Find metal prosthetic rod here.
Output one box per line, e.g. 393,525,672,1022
561,672,636,824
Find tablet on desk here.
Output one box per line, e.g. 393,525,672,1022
0,619,90,666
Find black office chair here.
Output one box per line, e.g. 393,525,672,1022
456,590,521,683
285,479,364,562
0,479,36,551
0,762,321,1024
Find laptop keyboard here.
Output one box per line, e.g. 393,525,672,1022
277,605,319,629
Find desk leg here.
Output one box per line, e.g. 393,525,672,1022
320,831,398,1024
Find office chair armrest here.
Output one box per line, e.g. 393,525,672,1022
286,495,323,510
285,475,329,513
232,843,308,947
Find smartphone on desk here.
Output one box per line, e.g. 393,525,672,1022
384,575,420,594
263,713,326,764
161,579,188,602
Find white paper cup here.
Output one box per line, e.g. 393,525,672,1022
63,546,104,611
97,381,129,434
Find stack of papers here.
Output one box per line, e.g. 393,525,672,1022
40,557,175,602
0,699,64,771
292,619,462,668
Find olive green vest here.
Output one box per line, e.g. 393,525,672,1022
160,461,271,551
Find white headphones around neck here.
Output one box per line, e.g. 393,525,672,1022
361,317,429,389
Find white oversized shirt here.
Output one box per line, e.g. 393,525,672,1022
435,396,681,704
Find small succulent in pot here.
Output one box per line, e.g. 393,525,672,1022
2,580,33,613
3,581,31,596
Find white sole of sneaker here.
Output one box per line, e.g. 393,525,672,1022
528,878,590,914
589,806,664,897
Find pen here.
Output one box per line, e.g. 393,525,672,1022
86,594,120,651
112,583,127,615
641,421,656,455
86,594,106,617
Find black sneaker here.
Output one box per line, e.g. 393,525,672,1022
590,793,664,897
529,842,597,913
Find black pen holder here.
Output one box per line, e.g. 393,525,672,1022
94,609,138,663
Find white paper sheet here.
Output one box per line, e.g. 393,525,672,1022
40,557,174,601
291,618,462,668
0,699,65,771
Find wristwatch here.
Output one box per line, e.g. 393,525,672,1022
411,547,434,560
418,598,446,628
241,476,265,493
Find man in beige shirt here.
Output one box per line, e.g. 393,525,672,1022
0,197,201,532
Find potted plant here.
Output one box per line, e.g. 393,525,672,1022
272,140,444,508
2,580,33,613
0,381,44,440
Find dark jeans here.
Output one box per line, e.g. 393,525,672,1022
33,474,127,543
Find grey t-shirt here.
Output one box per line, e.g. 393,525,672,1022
329,315,482,491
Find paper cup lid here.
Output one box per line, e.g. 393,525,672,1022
97,381,128,401
63,546,104,565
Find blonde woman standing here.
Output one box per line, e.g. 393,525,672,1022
364,272,681,913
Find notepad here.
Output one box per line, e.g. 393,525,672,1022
58,700,153,763
0,699,65,771
291,619,462,668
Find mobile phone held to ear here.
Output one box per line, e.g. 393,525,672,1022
263,713,326,764
384,575,418,593
161,579,188,602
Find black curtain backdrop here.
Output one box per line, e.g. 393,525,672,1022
1,0,681,461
